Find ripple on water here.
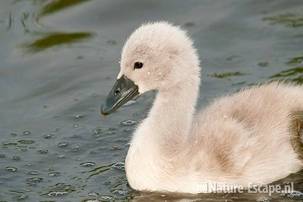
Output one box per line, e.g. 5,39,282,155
27,170,39,175
120,120,137,126
23,131,31,135
26,177,43,185
80,162,96,167
112,162,125,171
18,139,35,144
45,183,76,197
37,149,48,154
43,133,55,139
48,171,61,177
74,114,84,120
57,142,69,148
6,166,18,172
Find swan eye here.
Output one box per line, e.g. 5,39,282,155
134,62,143,69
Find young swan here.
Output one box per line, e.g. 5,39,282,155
101,22,303,193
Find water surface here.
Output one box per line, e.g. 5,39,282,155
1,0,303,201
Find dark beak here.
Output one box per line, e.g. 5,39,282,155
101,75,139,115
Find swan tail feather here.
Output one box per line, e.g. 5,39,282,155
290,111,303,161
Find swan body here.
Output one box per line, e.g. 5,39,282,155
101,22,303,193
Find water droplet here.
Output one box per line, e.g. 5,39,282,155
23,131,31,135
27,170,39,175
73,124,79,128
12,156,21,161
283,190,303,199
120,120,137,126
44,133,54,139
26,177,43,185
71,145,80,152
57,154,65,159
83,200,100,202
74,114,84,120
100,195,113,200
18,139,35,144
88,192,99,197
57,142,69,148
112,162,125,170
48,171,60,177
80,162,96,167
37,149,48,154
111,189,128,196
6,166,17,172
2,142,18,146
10,132,18,136
47,191,69,197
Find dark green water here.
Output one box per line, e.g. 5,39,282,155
0,0,303,201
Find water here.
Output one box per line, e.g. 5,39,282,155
0,0,303,201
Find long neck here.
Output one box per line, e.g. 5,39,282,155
131,76,200,156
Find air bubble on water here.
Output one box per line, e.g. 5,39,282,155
100,195,113,200
283,190,303,199
48,171,61,177
10,132,18,136
73,124,79,128
26,177,43,185
120,120,137,126
71,145,80,152
88,192,99,197
44,134,54,139
111,189,128,196
37,149,48,154
23,131,31,135
256,196,270,202
0,154,6,158
57,142,69,148
74,114,84,120
18,140,35,144
27,170,39,175
2,142,18,146
80,162,96,167
112,162,125,170
57,154,65,159
47,191,69,197
6,166,17,172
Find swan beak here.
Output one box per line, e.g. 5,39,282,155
101,75,139,115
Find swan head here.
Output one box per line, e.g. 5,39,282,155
101,22,200,115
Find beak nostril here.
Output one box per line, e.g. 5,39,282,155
115,89,121,95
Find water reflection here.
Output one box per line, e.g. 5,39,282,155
263,13,303,28
39,0,92,17
23,32,93,52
